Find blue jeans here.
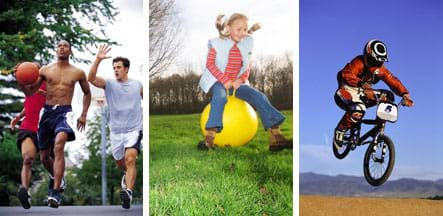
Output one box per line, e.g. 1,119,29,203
205,82,285,132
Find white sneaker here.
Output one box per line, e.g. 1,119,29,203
47,189,61,208
333,129,345,148
49,176,66,192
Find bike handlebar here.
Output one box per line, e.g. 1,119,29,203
361,119,378,125
374,92,408,107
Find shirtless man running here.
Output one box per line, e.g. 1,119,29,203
22,40,91,208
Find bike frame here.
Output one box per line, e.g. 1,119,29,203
350,91,401,148
333,90,405,186
351,118,386,148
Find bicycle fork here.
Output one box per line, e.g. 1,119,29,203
372,123,387,162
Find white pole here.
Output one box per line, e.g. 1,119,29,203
101,105,107,206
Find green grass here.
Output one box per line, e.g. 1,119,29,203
149,111,293,216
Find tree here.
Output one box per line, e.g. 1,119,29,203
0,0,118,140
149,70,209,114
149,54,293,114
149,0,182,79
0,131,22,206
0,0,118,71
0,130,45,206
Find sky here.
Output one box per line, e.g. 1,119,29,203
300,0,443,180
172,0,296,73
68,0,144,163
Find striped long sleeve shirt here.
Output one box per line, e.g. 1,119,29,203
206,44,250,84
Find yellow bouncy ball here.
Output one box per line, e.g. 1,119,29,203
200,94,258,147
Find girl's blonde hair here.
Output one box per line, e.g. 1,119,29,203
215,13,261,39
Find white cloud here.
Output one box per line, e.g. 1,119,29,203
300,143,367,177
391,165,443,181
300,143,443,181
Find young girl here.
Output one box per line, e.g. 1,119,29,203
198,13,292,151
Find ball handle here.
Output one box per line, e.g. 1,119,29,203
226,89,237,97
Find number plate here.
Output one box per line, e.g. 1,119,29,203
376,102,398,122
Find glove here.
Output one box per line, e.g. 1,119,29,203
362,84,375,101
364,89,375,100
402,94,414,107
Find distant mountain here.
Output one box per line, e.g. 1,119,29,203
436,179,443,185
300,172,443,198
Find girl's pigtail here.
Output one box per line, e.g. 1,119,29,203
216,14,229,38
248,23,261,35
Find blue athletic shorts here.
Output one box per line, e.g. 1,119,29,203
38,104,75,150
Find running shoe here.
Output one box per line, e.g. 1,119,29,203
17,186,31,209
120,189,132,209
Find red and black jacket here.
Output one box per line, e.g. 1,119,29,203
337,55,409,96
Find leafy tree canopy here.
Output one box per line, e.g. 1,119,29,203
0,0,119,73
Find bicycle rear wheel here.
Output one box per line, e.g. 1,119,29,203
363,135,395,186
332,129,352,159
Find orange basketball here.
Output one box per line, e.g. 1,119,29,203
16,62,39,85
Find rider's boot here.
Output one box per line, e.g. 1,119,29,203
333,128,346,149
268,126,292,152
334,113,354,148
197,128,216,150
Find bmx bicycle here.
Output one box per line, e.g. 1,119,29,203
333,91,407,186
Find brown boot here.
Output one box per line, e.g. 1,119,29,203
268,127,292,152
197,129,216,150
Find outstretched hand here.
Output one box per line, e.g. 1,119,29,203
77,116,87,132
96,44,112,61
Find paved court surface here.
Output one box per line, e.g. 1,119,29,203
0,205,143,216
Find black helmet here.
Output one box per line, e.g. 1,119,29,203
364,40,388,64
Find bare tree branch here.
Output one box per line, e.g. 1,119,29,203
149,0,182,79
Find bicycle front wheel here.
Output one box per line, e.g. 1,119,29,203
363,135,395,186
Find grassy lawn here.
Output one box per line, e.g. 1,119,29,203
149,111,293,216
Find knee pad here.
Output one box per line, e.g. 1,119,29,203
350,111,365,122
349,103,366,122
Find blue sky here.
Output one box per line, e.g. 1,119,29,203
300,0,443,180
